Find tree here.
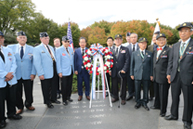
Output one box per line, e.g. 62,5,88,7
80,27,92,43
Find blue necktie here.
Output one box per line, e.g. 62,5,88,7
20,46,24,59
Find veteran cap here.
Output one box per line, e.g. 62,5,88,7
17,31,26,36
177,22,193,31
62,36,69,41
126,32,131,36
115,34,122,39
40,32,49,38
0,31,4,37
138,37,148,43
156,33,166,40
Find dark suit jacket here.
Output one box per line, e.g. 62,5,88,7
147,44,154,53
126,43,139,57
130,50,153,80
111,45,130,78
167,38,193,85
153,46,171,84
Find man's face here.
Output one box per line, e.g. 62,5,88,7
114,38,122,46
152,34,158,44
0,36,5,46
79,39,86,48
179,27,192,41
40,36,50,45
17,36,27,46
157,37,166,47
62,40,70,48
138,42,147,50
107,39,113,47
54,39,61,48
130,34,137,44
126,36,130,43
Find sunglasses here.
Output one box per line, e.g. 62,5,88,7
65,41,70,43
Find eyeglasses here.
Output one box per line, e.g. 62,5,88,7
65,41,70,43
157,39,166,41
179,30,191,33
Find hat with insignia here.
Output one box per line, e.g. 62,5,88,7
40,32,49,38
115,34,122,39
126,32,131,36
17,31,26,36
0,31,4,37
154,31,160,35
156,33,166,40
138,37,148,43
62,36,69,41
177,22,193,31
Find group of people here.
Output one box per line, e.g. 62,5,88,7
0,21,193,129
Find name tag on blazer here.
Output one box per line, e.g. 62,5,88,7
62,53,66,56
28,53,33,59
161,55,167,58
148,55,151,57
186,52,193,55
41,51,45,53
121,50,126,53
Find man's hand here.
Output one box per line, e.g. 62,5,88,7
167,75,171,84
109,71,111,76
131,76,134,80
6,72,13,80
39,75,44,80
75,71,78,75
30,75,36,81
150,76,153,81
121,70,126,74
59,73,62,78
5,78,10,82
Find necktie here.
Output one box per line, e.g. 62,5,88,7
181,43,186,51
82,48,84,56
157,47,162,51
66,47,69,54
116,47,118,57
0,48,5,62
20,46,24,59
133,44,135,51
46,45,55,61
142,51,145,56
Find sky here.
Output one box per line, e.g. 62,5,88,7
31,0,193,30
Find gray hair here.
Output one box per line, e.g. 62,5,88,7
130,33,138,38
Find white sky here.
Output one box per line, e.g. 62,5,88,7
31,0,193,30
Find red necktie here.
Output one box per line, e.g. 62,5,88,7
157,47,162,51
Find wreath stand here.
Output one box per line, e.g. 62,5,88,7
89,54,113,108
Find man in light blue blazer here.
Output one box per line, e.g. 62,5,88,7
56,36,74,106
33,32,60,109
7,31,36,115
0,31,22,128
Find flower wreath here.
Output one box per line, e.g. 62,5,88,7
82,44,113,75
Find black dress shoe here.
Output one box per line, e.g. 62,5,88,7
150,106,160,110
8,114,22,120
135,103,141,109
63,101,68,106
142,104,149,111
126,96,133,101
57,93,61,99
106,92,109,97
165,114,178,120
51,100,61,104
111,98,119,103
184,122,191,129
68,98,73,102
160,113,166,117
0,120,6,128
47,103,54,109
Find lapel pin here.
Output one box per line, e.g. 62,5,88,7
189,47,191,50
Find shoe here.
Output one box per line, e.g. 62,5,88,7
106,92,109,97
184,122,191,129
47,103,54,109
126,96,133,101
86,96,90,101
57,93,61,99
135,103,141,109
149,97,153,101
142,104,149,111
78,96,82,101
68,98,73,102
63,101,68,106
111,98,119,103
121,100,126,105
16,109,23,114
160,113,166,117
165,114,178,120
8,114,22,120
0,120,6,128
150,106,160,110
26,106,35,111
51,100,61,104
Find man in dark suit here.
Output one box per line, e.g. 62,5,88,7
74,37,90,101
130,37,153,111
165,22,193,129
110,34,130,105
153,33,171,117
126,33,139,101
147,31,160,102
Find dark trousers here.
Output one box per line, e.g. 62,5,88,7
77,68,90,96
149,81,154,98
16,79,34,109
153,81,160,108
127,74,135,97
159,83,170,114
112,76,127,100
61,71,73,102
51,61,58,101
135,80,149,104
0,83,17,121
171,72,193,125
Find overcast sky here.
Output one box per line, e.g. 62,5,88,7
31,0,193,30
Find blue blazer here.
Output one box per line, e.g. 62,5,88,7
0,46,17,88
33,43,56,79
130,50,153,80
56,46,74,76
7,44,36,80
74,47,88,73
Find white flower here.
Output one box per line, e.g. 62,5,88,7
105,62,110,67
84,57,88,61
87,63,91,67
104,66,107,71
105,49,108,53
106,55,111,59
98,67,101,72
87,50,92,55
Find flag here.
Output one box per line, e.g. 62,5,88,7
67,22,74,49
151,20,160,45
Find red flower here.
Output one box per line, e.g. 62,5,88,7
84,62,87,65
110,65,113,68
90,71,93,74
106,70,109,73
87,60,90,63
96,72,99,75
111,59,114,62
85,50,88,53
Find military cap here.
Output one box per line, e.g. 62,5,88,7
0,31,4,37
40,32,49,37
115,34,122,39
126,32,131,36
62,36,69,41
177,22,193,31
17,31,26,36
156,33,166,40
138,37,148,43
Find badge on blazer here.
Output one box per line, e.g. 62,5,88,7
148,55,151,57
163,51,166,54
41,51,45,53
9,57,12,61
121,50,126,53
62,53,66,56
161,55,167,58
189,47,191,50
146,53,148,55
8,52,12,56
